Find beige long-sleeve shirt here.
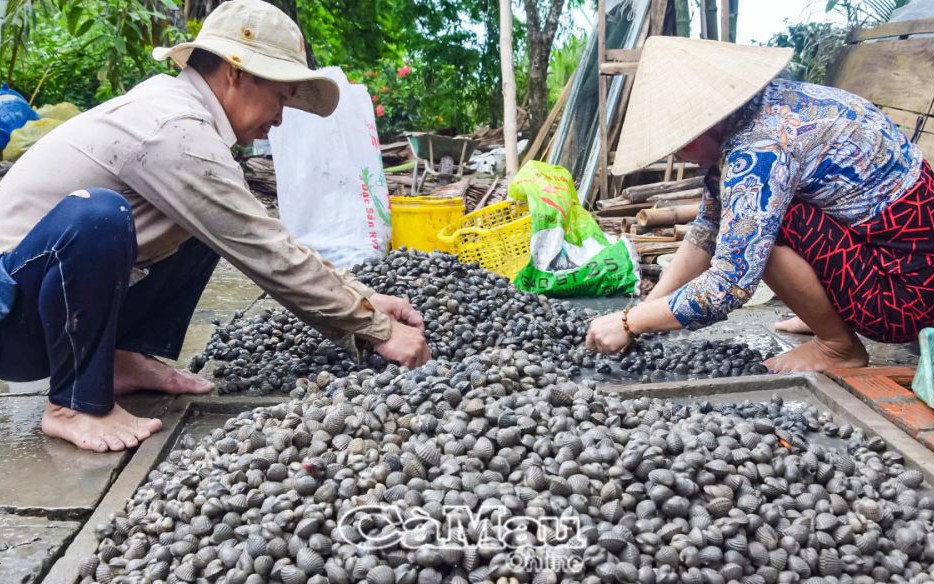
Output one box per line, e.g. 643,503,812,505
0,68,391,354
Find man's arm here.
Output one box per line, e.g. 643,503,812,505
119,116,426,361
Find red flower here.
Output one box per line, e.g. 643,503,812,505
397,65,412,78
376,104,385,117
371,94,379,103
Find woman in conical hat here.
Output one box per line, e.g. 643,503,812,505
585,36,934,371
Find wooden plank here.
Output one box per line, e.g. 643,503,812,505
847,17,934,44
521,72,575,166
595,202,655,217
599,62,639,76
624,176,704,202
827,39,934,113
598,0,609,203
605,48,641,62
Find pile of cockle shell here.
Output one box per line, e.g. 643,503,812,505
84,348,934,584
192,250,594,394
193,250,771,394
593,338,771,383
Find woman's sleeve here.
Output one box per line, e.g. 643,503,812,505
684,170,723,256
668,145,794,329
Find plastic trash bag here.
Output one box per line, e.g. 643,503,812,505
36,102,81,122
913,327,934,407
3,118,62,162
269,67,391,269
511,161,640,297
0,83,39,150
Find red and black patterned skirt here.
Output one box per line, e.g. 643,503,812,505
776,161,934,343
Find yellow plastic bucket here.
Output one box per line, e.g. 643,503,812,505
390,195,465,253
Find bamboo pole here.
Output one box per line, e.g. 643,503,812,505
675,0,691,37
636,205,699,227
729,0,738,43
703,0,718,40
499,0,519,178
647,187,705,203
623,176,705,202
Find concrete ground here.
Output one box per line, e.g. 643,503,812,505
0,261,921,583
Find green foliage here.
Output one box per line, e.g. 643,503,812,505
767,21,845,85
2,0,183,108
547,32,584,103
826,0,908,28
298,0,506,137
0,0,587,135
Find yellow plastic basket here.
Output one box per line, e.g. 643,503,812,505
390,195,465,253
437,201,531,279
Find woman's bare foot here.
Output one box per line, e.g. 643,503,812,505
765,337,868,373
114,350,214,396
41,403,162,452
775,316,814,335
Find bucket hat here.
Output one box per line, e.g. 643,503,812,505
153,0,339,116
612,36,792,176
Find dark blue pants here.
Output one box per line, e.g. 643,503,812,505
0,189,219,414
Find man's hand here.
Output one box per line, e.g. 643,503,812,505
373,320,431,368
370,293,425,331
585,312,634,354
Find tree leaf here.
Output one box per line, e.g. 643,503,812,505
65,4,83,34
75,17,94,37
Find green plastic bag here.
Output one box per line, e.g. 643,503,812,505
3,118,62,162
510,161,640,297
37,102,81,122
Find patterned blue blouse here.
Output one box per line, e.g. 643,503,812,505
669,78,923,329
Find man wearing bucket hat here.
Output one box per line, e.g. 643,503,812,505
586,36,934,372
0,0,430,452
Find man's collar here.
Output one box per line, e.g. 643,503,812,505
179,68,238,148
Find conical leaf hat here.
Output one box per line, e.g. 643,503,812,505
612,37,792,176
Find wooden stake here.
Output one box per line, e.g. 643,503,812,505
500,0,519,178
598,0,609,203
720,0,731,42
647,187,705,203
623,176,704,202
522,71,575,166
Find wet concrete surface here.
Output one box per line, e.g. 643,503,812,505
172,259,264,372
0,514,81,584
0,395,171,513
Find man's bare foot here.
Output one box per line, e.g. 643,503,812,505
41,403,162,452
114,350,214,396
765,337,868,373
775,316,814,335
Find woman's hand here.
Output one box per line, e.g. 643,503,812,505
585,312,635,354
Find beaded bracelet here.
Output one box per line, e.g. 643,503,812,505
621,307,638,338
